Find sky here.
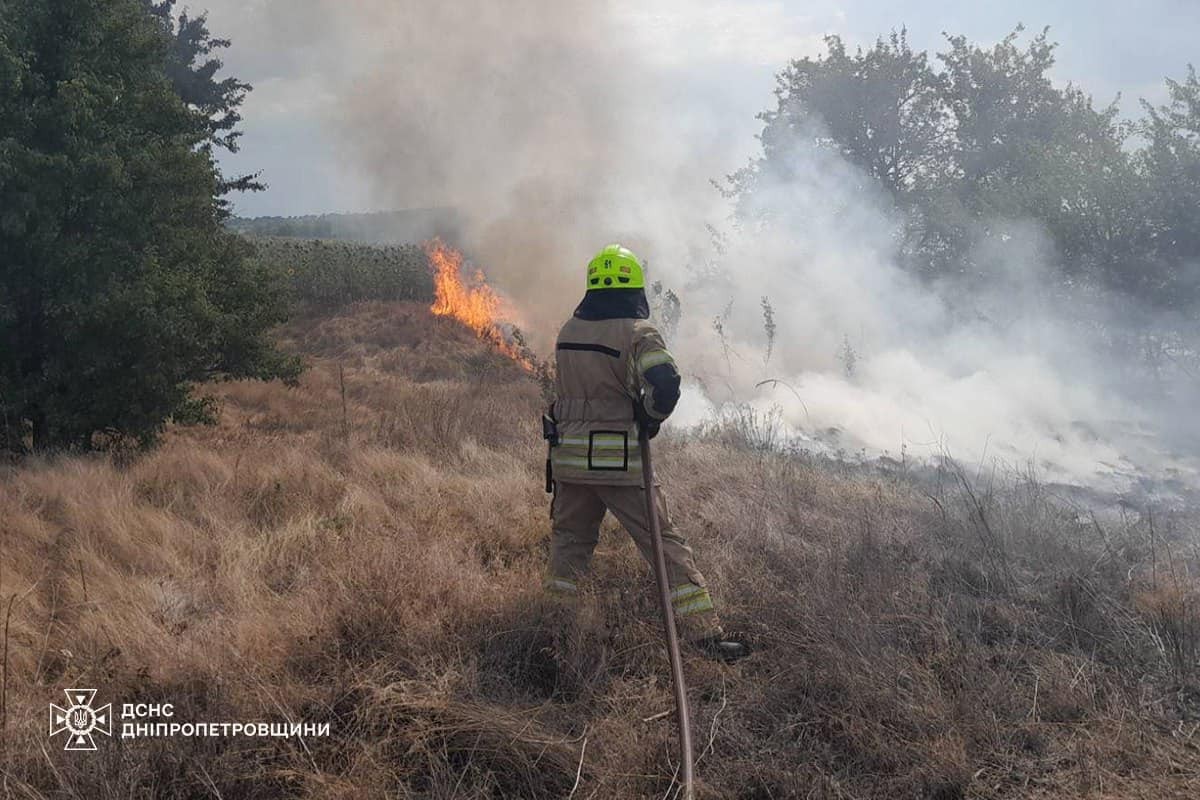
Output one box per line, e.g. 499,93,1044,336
195,0,1199,218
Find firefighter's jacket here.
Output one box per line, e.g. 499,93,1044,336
550,303,680,486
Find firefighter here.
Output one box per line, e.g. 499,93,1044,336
543,244,749,662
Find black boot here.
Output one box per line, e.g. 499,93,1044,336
691,634,751,663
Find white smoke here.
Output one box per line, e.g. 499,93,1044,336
670,125,1152,485
204,0,1198,491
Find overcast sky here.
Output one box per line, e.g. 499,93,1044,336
197,0,1198,218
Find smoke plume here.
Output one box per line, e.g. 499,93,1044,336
229,0,1198,492
329,0,733,341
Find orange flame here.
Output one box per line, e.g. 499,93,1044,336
425,238,532,368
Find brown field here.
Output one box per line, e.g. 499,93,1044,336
1,301,1198,798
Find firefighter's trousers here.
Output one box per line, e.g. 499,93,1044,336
546,481,718,630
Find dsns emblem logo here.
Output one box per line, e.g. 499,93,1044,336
49,689,112,751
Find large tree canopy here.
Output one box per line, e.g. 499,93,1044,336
737,26,1199,309
0,0,297,453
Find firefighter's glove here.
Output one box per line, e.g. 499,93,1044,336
635,403,661,440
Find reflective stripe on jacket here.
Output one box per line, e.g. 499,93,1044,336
551,316,679,485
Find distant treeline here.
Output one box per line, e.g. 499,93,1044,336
229,208,461,245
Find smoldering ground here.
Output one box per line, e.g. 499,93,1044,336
220,0,1199,493
670,126,1194,492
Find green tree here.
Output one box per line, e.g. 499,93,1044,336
935,27,1137,286
775,31,948,198
729,30,957,282
0,0,298,453
730,30,949,224
143,0,263,204
734,26,1147,294
1138,66,1200,306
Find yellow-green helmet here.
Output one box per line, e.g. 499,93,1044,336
587,244,644,291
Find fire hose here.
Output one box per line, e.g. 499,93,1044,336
639,424,695,800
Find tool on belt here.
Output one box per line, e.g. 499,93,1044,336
542,408,558,494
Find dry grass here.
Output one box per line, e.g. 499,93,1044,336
1,300,1198,798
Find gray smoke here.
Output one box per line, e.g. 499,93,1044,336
206,0,1198,491
326,0,735,341
671,122,1198,489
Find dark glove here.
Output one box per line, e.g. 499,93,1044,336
634,402,661,440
